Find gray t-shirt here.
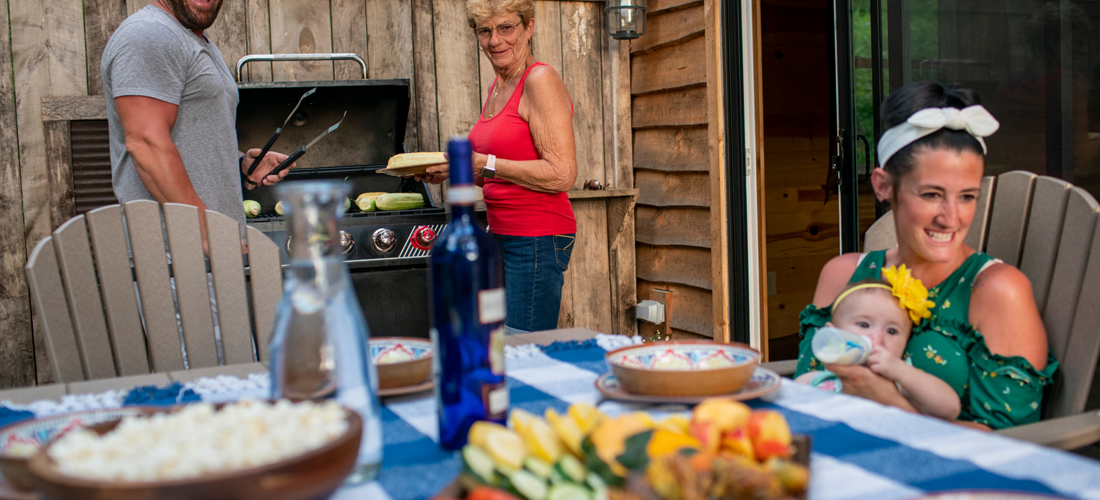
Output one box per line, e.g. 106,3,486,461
102,5,243,224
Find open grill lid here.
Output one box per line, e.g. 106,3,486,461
236,79,431,220
235,79,411,169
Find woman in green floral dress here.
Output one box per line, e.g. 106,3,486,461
793,82,1057,430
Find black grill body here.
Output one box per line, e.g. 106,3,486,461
238,79,446,339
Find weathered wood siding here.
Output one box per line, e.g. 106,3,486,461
0,0,634,387
631,0,725,339
760,0,835,359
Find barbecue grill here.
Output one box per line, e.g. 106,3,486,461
237,54,447,340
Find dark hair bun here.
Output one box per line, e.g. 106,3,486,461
881,81,981,129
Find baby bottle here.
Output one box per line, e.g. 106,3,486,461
811,326,873,365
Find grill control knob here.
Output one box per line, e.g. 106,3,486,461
372,228,396,253
414,226,437,249
338,231,355,255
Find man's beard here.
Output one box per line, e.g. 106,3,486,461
161,0,224,31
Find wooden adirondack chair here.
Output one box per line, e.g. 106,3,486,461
851,170,1100,449
24,200,283,383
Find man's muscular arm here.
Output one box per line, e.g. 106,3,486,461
115,95,212,252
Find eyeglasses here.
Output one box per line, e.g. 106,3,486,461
475,22,520,40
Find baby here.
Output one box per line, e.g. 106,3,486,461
795,273,960,421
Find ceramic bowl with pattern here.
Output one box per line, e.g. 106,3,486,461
0,408,154,491
605,341,761,397
370,337,434,390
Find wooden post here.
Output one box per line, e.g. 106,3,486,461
0,0,33,389
704,0,730,343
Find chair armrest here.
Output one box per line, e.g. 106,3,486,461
761,359,798,377
995,411,1100,450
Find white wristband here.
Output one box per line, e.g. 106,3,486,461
483,154,497,179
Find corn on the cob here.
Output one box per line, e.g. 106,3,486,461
387,152,446,169
375,193,425,211
243,200,261,218
355,192,386,212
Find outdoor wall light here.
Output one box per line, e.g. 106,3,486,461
605,0,646,39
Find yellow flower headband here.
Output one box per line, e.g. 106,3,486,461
832,265,935,325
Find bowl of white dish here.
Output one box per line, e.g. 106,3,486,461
605,341,760,397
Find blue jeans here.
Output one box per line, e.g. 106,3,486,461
493,233,575,333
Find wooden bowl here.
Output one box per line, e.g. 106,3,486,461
0,408,156,492
26,404,362,500
605,341,760,397
370,337,433,390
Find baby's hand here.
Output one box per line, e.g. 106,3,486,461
867,345,906,382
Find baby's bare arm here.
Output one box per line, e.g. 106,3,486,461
893,364,961,420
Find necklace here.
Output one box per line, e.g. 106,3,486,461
486,61,528,119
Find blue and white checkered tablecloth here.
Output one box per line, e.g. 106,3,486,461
4,339,1100,500
340,341,1100,500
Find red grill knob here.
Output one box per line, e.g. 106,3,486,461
412,226,437,251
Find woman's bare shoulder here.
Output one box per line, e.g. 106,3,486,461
523,64,570,101
969,262,1049,368
812,253,864,307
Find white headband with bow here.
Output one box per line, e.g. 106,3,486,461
876,105,1000,169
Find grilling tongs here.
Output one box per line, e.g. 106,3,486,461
265,111,348,179
243,87,317,185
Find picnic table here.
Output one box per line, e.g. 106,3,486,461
3,328,1100,500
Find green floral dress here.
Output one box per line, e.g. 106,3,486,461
793,250,1059,429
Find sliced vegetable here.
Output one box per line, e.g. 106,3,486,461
568,403,602,435
545,408,583,457
344,197,351,212
545,483,592,500
375,193,425,211
555,454,587,484
274,200,285,216
463,445,498,485
585,472,607,500
502,469,548,500
512,409,563,463
524,456,554,481
469,421,508,449
485,427,527,470
548,466,568,485
243,200,261,218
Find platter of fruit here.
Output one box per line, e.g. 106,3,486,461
437,399,809,500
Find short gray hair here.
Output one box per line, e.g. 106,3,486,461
466,0,535,29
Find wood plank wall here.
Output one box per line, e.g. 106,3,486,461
0,0,634,387
760,0,835,359
631,0,719,339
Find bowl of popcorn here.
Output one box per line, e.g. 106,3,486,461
605,341,760,397
370,337,433,390
0,407,156,492
26,400,361,500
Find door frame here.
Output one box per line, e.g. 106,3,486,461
718,0,761,348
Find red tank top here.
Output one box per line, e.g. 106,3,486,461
468,62,577,236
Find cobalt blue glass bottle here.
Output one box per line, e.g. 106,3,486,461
430,137,508,450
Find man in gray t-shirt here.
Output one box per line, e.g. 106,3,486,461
102,0,292,251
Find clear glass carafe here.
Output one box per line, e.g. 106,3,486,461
268,181,382,483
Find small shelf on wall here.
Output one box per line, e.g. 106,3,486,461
567,188,639,200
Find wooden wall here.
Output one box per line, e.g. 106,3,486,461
631,0,728,340
0,0,634,387
760,0,835,359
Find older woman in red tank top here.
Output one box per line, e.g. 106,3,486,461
419,0,578,334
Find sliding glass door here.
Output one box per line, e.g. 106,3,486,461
838,0,1100,249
